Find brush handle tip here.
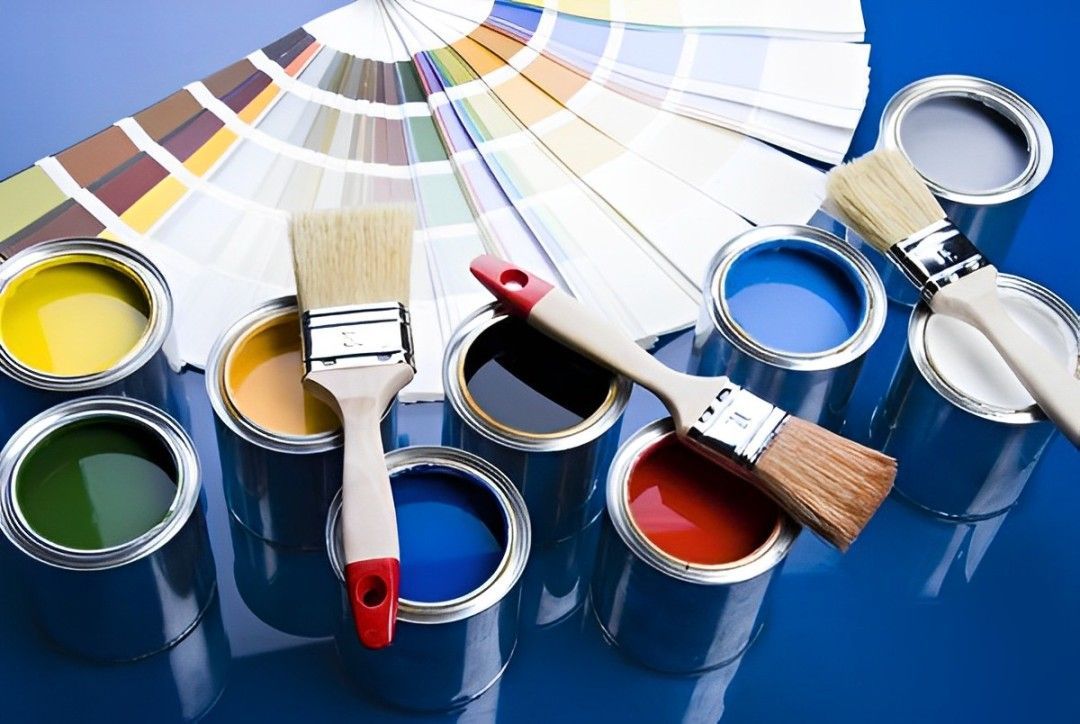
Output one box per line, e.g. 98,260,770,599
470,255,554,317
345,558,400,649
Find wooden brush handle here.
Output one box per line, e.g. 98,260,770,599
933,266,1080,448
470,255,724,431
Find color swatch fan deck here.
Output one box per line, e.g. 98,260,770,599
0,0,870,400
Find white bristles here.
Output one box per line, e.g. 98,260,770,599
825,149,947,254
290,206,415,312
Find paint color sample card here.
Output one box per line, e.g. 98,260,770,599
0,0,870,400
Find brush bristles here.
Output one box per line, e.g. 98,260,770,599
290,206,415,312
755,417,896,550
825,149,946,254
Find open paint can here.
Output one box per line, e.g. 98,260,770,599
854,75,1053,305
327,446,530,712
691,225,886,431
591,418,799,674
206,296,398,550
0,237,186,440
0,396,216,661
870,274,1078,519
443,303,631,544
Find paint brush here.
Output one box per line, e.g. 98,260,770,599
470,255,896,550
826,149,1080,448
290,206,415,649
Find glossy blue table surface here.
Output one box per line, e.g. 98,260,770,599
1,2,1077,722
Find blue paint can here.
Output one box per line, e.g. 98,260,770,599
442,303,631,545
691,225,886,431
0,238,187,442
206,296,397,550
327,446,531,712
848,75,1053,305
590,419,799,674
870,274,1078,519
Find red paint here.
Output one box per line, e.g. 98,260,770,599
470,255,554,318
627,435,780,565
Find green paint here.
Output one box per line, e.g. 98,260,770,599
408,117,449,163
15,418,178,550
0,166,67,241
395,61,426,103
418,175,475,225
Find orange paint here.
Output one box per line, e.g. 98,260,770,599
627,435,780,565
285,42,321,77
224,311,339,437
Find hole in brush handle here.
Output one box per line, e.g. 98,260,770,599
470,254,554,318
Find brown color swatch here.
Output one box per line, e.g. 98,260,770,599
134,90,202,142
56,126,139,188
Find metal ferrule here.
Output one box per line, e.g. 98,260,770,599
301,302,414,373
888,220,989,303
686,384,789,469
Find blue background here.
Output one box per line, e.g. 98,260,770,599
1,1,1077,722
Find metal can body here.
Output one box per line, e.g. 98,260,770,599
690,225,886,431
0,238,186,440
206,296,397,550
0,397,216,661
870,275,1077,519
328,447,531,712
590,418,799,675
852,75,1053,305
442,303,631,545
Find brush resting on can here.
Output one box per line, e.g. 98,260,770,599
827,150,1080,448
470,255,896,550
290,207,416,648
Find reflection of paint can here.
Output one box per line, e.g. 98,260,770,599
851,75,1053,305
443,303,631,544
0,397,216,661
520,517,602,628
591,418,799,674
0,238,186,440
870,275,1078,519
206,296,398,550
691,225,886,431
327,447,530,712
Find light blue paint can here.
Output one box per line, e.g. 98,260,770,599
691,225,886,432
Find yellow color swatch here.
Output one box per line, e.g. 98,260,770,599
0,255,151,376
184,128,238,176
120,177,187,233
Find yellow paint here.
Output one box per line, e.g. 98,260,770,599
183,128,238,176
0,254,152,376
225,311,339,437
237,84,279,124
120,177,187,233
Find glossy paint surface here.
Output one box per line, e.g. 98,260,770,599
0,257,150,376
723,241,865,354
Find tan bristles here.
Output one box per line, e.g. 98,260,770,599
290,206,415,312
755,416,896,549
825,149,946,255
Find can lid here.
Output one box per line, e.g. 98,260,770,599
911,274,1080,422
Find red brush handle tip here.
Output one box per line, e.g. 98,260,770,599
344,558,400,649
470,254,554,318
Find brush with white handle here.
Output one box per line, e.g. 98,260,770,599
470,255,897,550
291,206,415,649
827,149,1080,448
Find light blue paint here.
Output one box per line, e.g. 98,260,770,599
723,240,866,354
394,464,507,603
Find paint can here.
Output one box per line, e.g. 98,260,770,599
0,396,216,661
328,446,531,712
0,237,186,440
870,274,1078,519
443,303,631,545
590,418,799,674
690,225,886,431
851,75,1053,305
519,517,602,628
206,296,398,550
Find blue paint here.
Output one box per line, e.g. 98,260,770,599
393,464,507,603
723,240,866,354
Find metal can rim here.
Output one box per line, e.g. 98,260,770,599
443,302,632,452
326,446,531,625
879,74,1053,205
908,273,1080,424
0,238,174,391
702,224,887,371
0,396,201,570
606,418,800,585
